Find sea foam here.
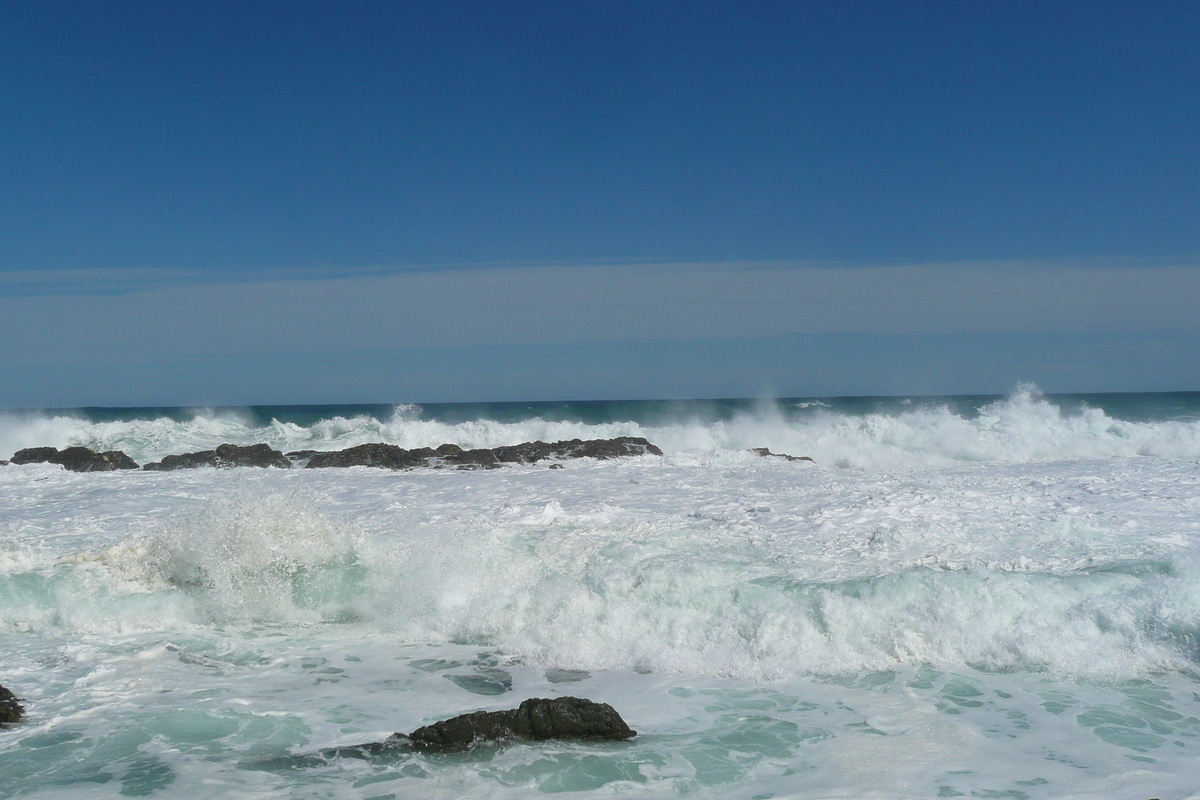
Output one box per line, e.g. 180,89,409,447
3,387,1199,468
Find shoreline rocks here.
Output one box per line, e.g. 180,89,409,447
4,437,668,472
0,684,24,724
143,443,291,471
384,697,635,753
10,446,139,472
303,436,662,470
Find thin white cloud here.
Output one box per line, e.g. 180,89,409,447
1,260,1197,368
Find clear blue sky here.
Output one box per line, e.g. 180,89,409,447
2,1,1198,406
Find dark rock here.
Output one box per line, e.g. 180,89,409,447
11,446,139,472
400,697,635,752
143,443,291,471
441,448,500,469
750,447,813,463
305,443,430,469
304,437,661,471
10,446,59,464
494,437,662,464
548,463,564,470
0,460,8,467
0,684,24,724
214,443,291,468
144,450,219,471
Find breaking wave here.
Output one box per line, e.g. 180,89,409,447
2,494,1198,681
2,388,1200,468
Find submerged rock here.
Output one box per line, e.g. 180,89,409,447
750,447,813,463
10,446,139,472
143,443,291,471
0,684,24,724
390,697,635,752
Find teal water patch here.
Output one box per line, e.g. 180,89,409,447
442,654,514,696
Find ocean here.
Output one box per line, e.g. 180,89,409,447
2,387,1199,799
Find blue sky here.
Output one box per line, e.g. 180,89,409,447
1,1,1197,406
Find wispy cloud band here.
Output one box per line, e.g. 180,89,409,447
2,260,1197,369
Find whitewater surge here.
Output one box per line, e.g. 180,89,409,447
3,389,1200,798
3,387,1200,467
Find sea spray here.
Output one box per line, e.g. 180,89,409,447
4,390,1200,798
4,387,1200,467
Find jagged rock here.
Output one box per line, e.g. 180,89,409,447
144,443,291,471
0,684,24,724
750,447,813,463
10,446,139,472
393,697,635,752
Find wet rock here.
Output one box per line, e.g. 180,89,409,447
143,443,291,471
441,447,500,469
213,443,291,468
396,697,636,752
143,450,219,471
750,447,813,463
0,684,24,724
304,443,431,469
304,437,661,470
493,437,662,464
10,446,58,464
10,446,139,471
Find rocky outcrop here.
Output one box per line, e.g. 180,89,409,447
390,697,635,752
493,437,662,464
143,443,291,471
10,446,139,472
750,447,813,463
0,684,24,724
303,443,438,470
304,437,662,470
7,437,663,473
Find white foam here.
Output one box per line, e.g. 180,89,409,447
5,418,1200,798
1,454,1197,680
4,388,1200,467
